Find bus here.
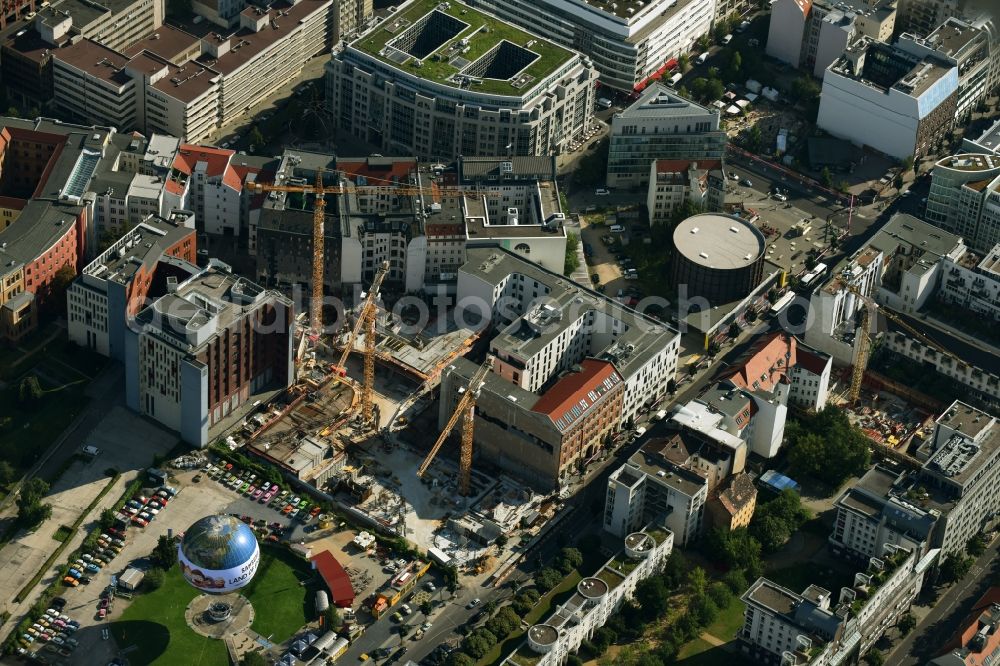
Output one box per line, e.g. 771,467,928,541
769,291,796,317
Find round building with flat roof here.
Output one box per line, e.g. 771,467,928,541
670,213,766,305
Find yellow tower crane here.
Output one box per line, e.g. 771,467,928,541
247,172,499,338
332,260,390,425
846,285,966,403
417,356,495,496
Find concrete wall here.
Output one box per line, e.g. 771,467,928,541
767,0,809,67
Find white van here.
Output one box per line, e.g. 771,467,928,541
634,426,647,438
81,445,100,458
697,52,709,64
668,72,683,86
609,224,625,233
654,409,668,421
597,97,613,109
722,34,733,45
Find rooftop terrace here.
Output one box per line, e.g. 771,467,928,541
350,0,574,96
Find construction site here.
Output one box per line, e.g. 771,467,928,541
225,170,551,583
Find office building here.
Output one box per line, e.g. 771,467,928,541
325,0,598,160
817,38,958,159
504,528,673,666
646,159,726,223
457,247,680,426
468,0,714,92
897,16,1000,122
606,86,725,189
938,243,1000,322
926,153,1000,253
67,212,197,359
670,213,766,306
766,0,897,79
190,0,368,40
896,0,979,37
740,545,935,665
930,588,1000,666
125,263,294,447
604,438,708,547
442,356,625,491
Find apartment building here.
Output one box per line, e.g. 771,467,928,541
832,402,1000,558
607,86,726,189
441,356,625,490
787,344,833,411
646,159,726,223
164,143,261,237
2,0,163,108
468,0,714,92
504,529,673,666
457,247,680,427
707,472,758,532
897,16,1000,122
829,465,939,563
930,588,1000,666
818,38,958,159
938,243,1000,322
0,117,124,343
604,438,709,547
124,263,294,446
326,0,598,160
67,212,197,359
740,545,935,665
896,0,980,37
926,153,1000,253
766,0,897,79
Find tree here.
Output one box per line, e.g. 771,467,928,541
661,551,689,588
820,167,834,188
0,460,15,485
19,375,43,405
564,231,581,276
785,407,871,486
722,569,749,595
635,576,669,617
99,509,117,530
747,124,763,152
241,652,267,666
461,628,497,658
791,76,821,102
324,606,341,628
729,50,743,77
940,554,974,584
750,515,791,553
864,650,885,666
708,581,733,609
705,527,762,572
51,264,75,295
495,533,509,551
485,606,520,638
667,378,677,394
557,547,583,574
535,567,563,593
705,78,725,101
6,106,19,118
151,535,177,569
678,53,690,72
690,77,708,99
592,626,617,653
689,594,718,626
898,612,917,636
697,35,711,51
249,127,265,150
144,567,166,591
566,656,585,666
419,600,433,617
966,534,987,558
447,653,476,666
728,322,741,339
17,477,52,528
512,588,540,615
899,155,914,173
688,567,708,597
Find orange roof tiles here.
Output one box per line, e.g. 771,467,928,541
532,359,622,432
722,331,797,393
173,144,242,191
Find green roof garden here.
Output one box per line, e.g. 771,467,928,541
351,0,576,96
596,566,626,590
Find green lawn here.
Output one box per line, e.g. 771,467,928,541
242,546,321,641
110,566,229,666
52,526,73,543
703,597,745,642
110,548,319,665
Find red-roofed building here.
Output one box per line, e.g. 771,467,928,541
166,144,246,236
531,358,625,481
933,588,1000,666
311,550,355,608
647,158,726,224
721,331,798,394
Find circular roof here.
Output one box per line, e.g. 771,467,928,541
673,213,765,270
180,514,258,571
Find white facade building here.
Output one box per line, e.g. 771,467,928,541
457,247,680,427
926,153,1000,253
939,243,1000,322
817,38,959,160
787,345,833,411
468,0,715,92
504,529,674,666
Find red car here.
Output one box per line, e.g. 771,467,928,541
131,516,148,527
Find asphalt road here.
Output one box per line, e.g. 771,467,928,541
890,536,1000,665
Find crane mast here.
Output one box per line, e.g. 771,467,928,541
417,356,494,496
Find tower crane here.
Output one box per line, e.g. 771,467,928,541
246,172,499,339
417,356,494,496
333,260,390,425
845,285,966,403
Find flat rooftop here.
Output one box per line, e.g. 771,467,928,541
85,215,193,285
935,153,1000,173
463,248,679,383
865,213,962,264
124,23,201,63
626,440,707,497
673,213,765,270
350,0,574,96
968,117,1000,154
924,18,984,57
937,401,996,440
745,579,799,615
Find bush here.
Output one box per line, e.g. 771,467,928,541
535,567,563,593
556,547,583,575
708,581,733,609
485,606,520,638
447,654,476,666
461,628,497,659
511,588,540,615
144,567,166,591
722,569,748,595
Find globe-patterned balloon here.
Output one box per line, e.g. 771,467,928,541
178,515,260,594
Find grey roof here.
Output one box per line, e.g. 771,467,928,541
673,213,765,270
457,156,556,181
866,213,963,262
462,247,679,384
615,84,718,120
86,214,196,285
